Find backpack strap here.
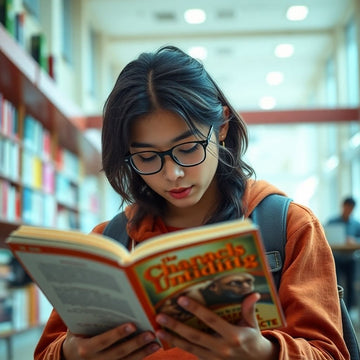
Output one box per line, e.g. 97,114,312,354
250,194,292,289
102,211,129,247
339,287,360,359
252,195,360,359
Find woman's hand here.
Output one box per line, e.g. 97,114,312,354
62,323,160,359
155,292,280,360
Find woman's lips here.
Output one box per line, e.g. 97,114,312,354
169,187,192,199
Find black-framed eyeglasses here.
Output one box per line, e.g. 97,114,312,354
125,126,213,175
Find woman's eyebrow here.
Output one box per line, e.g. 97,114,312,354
130,129,195,148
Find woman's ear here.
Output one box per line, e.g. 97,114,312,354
219,106,230,141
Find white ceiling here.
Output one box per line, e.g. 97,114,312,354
86,0,353,111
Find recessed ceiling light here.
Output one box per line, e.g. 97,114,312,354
274,43,294,58
266,71,284,86
188,46,208,60
286,5,309,21
184,9,206,24
259,96,276,110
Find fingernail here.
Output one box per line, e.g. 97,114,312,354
156,314,168,325
144,333,155,342
149,343,161,352
178,296,189,307
156,330,167,339
124,324,135,333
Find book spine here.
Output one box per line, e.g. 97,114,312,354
0,0,15,36
30,33,48,72
14,11,24,47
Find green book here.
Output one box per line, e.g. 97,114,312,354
30,33,48,72
0,0,15,36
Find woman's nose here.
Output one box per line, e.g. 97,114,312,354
162,156,184,180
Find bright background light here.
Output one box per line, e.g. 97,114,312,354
286,5,309,21
274,43,295,58
184,9,206,24
259,96,277,109
266,71,284,86
188,46,208,60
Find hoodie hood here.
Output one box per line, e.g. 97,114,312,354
242,179,287,217
125,179,287,243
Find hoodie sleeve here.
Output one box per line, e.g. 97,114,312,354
262,202,350,360
34,309,67,360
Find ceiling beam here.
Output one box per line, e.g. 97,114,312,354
241,108,360,125
84,107,360,129
107,28,332,42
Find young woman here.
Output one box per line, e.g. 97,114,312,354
34,46,349,360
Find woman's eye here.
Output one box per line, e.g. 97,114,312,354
138,153,157,162
178,142,200,154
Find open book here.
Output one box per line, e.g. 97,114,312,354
6,218,285,348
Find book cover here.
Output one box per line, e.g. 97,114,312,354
129,230,284,333
5,219,285,347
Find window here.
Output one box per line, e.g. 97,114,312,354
325,57,337,107
345,18,359,106
88,28,97,96
62,0,73,63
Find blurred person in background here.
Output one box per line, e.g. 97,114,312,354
327,196,360,318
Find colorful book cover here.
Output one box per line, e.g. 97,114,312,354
130,229,284,332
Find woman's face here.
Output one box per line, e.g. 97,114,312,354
129,109,222,215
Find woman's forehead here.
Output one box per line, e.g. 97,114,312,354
130,110,207,144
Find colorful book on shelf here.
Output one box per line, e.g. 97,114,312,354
0,249,12,333
6,218,285,348
14,12,24,47
0,0,15,37
0,96,18,138
30,33,48,72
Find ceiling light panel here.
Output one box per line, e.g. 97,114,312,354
184,9,206,24
266,71,284,86
259,96,277,110
286,5,309,21
274,43,294,58
188,46,208,60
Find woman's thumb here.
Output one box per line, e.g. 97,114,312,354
240,292,261,328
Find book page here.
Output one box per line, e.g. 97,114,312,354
14,250,155,335
8,219,255,267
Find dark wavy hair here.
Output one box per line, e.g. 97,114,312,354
102,45,254,226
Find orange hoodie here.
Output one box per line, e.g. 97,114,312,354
34,180,350,360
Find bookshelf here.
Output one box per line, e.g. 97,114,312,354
0,15,103,356
0,23,102,241
0,3,103,356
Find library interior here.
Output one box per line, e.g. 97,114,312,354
0,0,360,359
